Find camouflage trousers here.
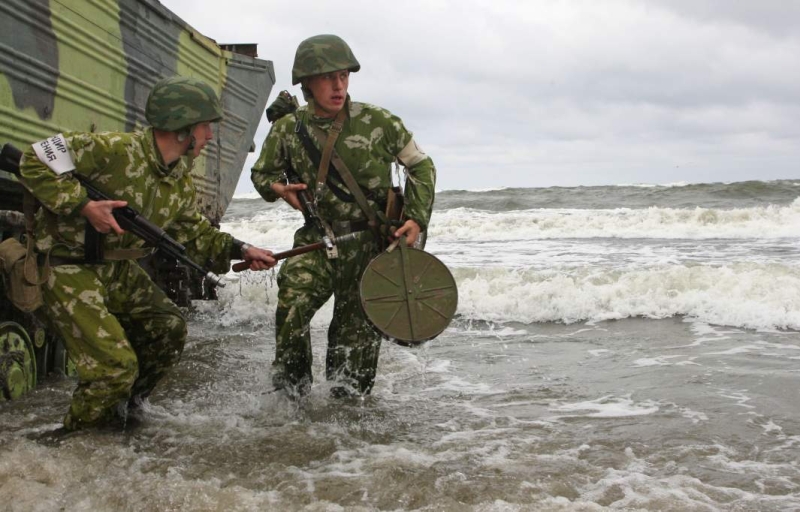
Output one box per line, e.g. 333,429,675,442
274,225,382,395
42,260,186,430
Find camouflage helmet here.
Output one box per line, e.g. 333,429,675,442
145,76,223,131
291,34,360,85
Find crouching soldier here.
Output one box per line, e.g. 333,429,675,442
17,76,276,432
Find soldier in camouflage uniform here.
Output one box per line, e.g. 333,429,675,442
18,76,276,431
251,34,436,396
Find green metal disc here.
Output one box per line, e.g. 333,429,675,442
360,247,458,345
0,321,37,400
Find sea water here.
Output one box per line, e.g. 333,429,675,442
2,180,800,511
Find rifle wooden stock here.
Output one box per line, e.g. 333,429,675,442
232,241,326,272
232,231,360,273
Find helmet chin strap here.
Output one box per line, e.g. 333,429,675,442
300,84,313,102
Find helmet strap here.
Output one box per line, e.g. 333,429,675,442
300,83,313,102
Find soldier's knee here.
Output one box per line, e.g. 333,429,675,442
165,314,187,361
117,352,139,389
173,314,188,341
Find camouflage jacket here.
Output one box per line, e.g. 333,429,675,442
251,98,436,231
18,128,235,274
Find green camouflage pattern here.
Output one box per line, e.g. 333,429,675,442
18,129,235,274
251,98,436,394
0,0,274,403
0,0,275,224
43,260,185,430
145,76,223,132
291,34,361,85
252,100,436,230
273,227,382,395
17,127,240,429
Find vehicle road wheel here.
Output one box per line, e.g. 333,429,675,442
0,321,37,400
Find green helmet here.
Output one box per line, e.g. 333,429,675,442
145,76,223,131
291,34,360,85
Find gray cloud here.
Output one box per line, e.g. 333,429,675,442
161,0,800,191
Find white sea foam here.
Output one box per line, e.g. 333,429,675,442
453,263,800,330
218,200,800,332
231,191,264,200
221,210,299,250
429,201,800,240
212,259,800,331
548,395,660,419
632,356,687,367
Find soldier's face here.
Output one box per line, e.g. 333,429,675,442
191,122,214,157
307,70,349,118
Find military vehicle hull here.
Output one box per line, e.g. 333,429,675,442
0,0,274,400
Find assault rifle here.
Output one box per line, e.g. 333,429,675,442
0,142,225,288
287,166,335,256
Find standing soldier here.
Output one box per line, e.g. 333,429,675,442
17,76,276,432
251,34,436,397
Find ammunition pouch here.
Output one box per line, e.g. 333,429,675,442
0,238,44,313
384,186,404,226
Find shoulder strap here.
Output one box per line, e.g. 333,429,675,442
308,124,378,227
314,108,346,201
293,118,379,205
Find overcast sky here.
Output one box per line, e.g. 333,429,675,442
161,0,800,193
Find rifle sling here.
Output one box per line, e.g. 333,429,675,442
293,119,379,206
311,123,377,227
315,108,346,202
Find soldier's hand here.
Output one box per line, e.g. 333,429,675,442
80,200,127,235
392,219,421,246
243,246,276,270
271,182,307,210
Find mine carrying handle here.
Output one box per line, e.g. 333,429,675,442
0,142,225,288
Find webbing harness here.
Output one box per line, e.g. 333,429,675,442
293,111,383,242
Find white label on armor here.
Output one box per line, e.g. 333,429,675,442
32,133,75,175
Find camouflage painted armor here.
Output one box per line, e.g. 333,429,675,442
0,0,275,226
251,98,436,394
17,128,238,430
